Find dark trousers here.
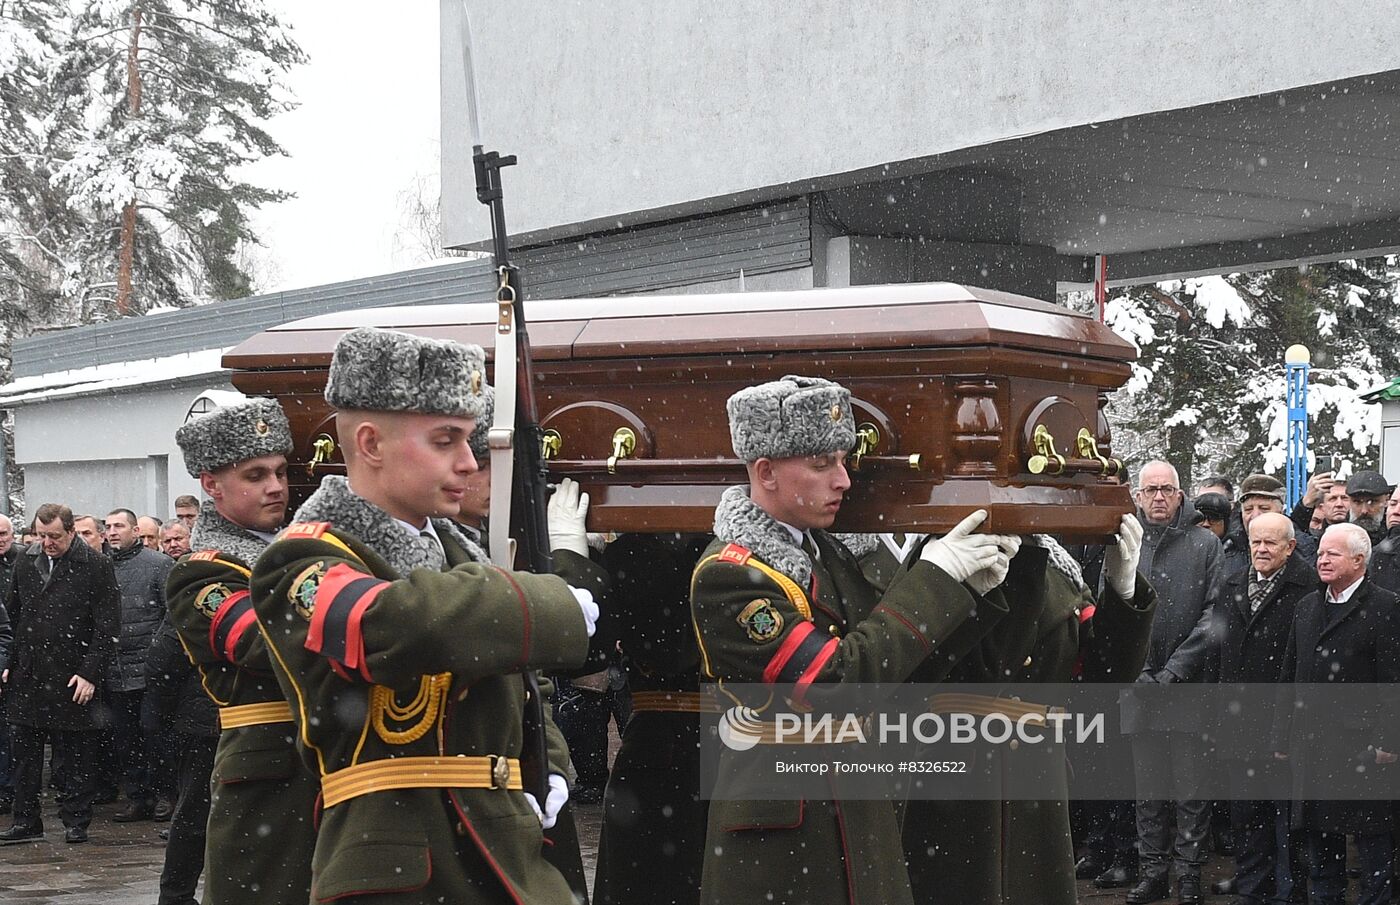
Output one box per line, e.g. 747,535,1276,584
0,720,11,801
1227,760,1302,905
9,724,95,831
1079,799,1139,862
102,688,154,804
1132,730,1211,879
157,734,217,905
551,677,630,789
1308,830,1393,905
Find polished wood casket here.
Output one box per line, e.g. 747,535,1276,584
223,282,1135,538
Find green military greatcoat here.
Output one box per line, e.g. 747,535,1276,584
691,487,988,905
250,477,596,905
164,500,318,905
858,534,1156,905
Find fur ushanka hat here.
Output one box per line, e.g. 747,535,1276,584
726,375,856,462
324,326,489,420
176,396,293,477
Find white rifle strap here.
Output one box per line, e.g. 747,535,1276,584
488,270,518,568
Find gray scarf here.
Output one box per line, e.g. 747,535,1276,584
294,476,488,576
712,485,813,587
1027,534,1086,593
190,499,273,565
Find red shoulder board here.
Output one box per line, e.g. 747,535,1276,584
189,550,220,562
282,522,331,540
718,543,752,566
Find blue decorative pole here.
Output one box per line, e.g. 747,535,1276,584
1284,344,1311,512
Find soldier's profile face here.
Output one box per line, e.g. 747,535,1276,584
376,412,479,522
205,454,289,533
762,451,851,531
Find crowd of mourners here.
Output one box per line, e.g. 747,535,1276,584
0,496,200,847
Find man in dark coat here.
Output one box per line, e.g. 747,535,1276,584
1207,512,1314,905
1368,486,1400,594
0,513,22,816
1342,471,1393,545
101,507,174,821
1123,460,1224,905
144,617,218,905
0,502,120,844
1274,522,1400,905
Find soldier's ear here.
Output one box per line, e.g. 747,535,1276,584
352,419,387,470
752,457,779,492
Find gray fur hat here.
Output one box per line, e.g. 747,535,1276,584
324,326,489,419
469,383,494,460
176,397,293,477
727,375,856,462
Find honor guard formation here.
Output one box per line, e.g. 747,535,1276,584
1,323,1399,905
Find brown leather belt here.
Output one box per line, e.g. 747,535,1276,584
629,691,721,714
219,701,294,730
320,755,522,808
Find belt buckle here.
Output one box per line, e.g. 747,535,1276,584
488,754,511,790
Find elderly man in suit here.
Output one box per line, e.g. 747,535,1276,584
1275,522,1400,905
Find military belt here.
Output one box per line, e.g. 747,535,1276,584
629,691,722,714
218,701,294,730
926,692,1058,726
320,755,522,808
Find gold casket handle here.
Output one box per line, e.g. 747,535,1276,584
541,429,563,461
607,428,637,474
309,434,337,473
850,423,880,471
1026,424,1065,475
1075,428,1124,477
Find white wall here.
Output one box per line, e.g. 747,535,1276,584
443,0,1400,246
12,378,236,521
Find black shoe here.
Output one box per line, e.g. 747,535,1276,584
1210,876,1238,895
152,798,173,821
1125,876,1171,905
112,801,154,822
158,827,169,841
64,826,87,844
0,824,42,844
1095,859,1140,889
1178,875,1202,905
1076,852,1110,880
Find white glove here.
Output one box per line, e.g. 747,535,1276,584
1104,513,1144,600
523,773,570,829
571,585,599,637
964,535,1023,595
919,510,1003,582
548,478,590,558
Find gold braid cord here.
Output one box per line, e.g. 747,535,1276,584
370,673,452,745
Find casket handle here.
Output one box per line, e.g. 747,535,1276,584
1027,424,1066,475
850,423,880,471
541,429,563,461
1075,428,1123,477
608,428,637,474
309,434,337,473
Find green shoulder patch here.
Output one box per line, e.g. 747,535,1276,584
193,583,232,619
737,598,784,643
290,562,327,620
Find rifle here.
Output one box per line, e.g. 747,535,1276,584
456,1,551,803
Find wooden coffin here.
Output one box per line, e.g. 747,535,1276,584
223,282,1135,537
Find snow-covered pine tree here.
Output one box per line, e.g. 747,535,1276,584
1099,260,1400,489
53,0,304,316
